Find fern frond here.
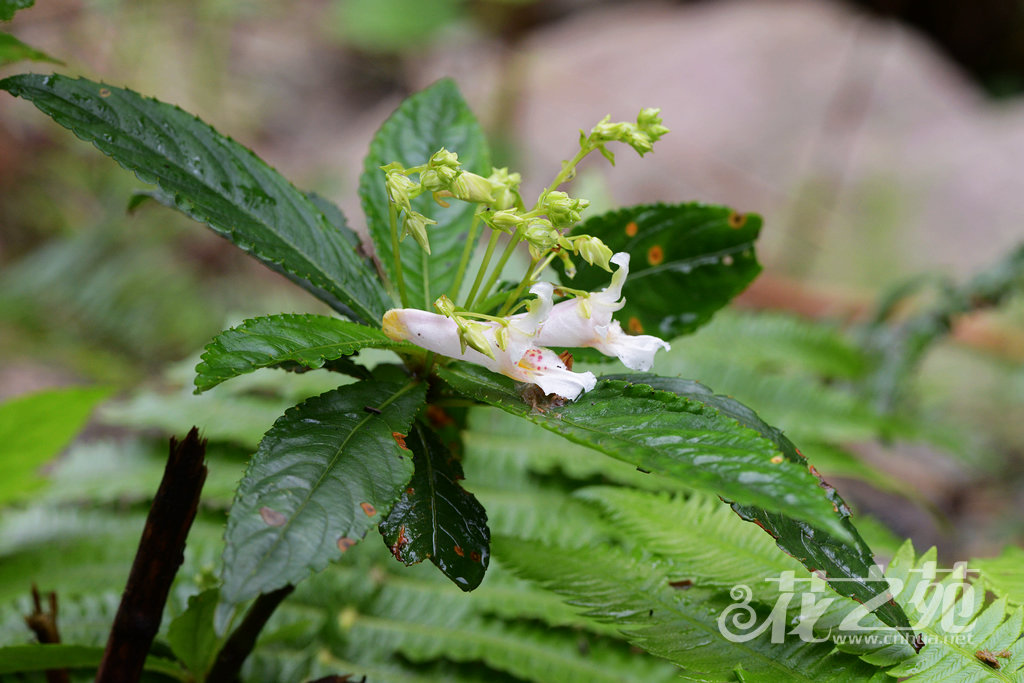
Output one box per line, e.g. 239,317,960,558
975,546,1024,606
575,487,806,596
817,541,1024,680
345,610,678,683
666,309,869,379
495,536,879,681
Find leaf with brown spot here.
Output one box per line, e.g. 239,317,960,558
379,423,490,591
557,202,761,340
220,379,425,606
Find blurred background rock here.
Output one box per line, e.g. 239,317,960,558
2,0,1023,557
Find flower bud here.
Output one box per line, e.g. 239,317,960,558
637,107,670,142
487,167,522,210
450,171,495,203
524,220,560,250
419,167,456,193
489,209,524,233
542,191,589,227
433,294,455,317
403,211,436,254
494,324,510,352
385,170,417,213
460,321,495,359
429,148,460,169
574,235,614,271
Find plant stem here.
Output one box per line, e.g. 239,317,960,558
389,202,408,307
97,428,207,683
450,213,482,301
536,145,591,207
476,229,524,310
463,228,502,310
498,255,540,316
206,585,295,683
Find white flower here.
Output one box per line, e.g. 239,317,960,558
382,293,596,400
534,252,670,371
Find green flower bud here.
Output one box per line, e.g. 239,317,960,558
575,235,613,271
637,107,670,142
451,171,495,203
543,191,589,227
489,208,524,233
429,148,460,169
487,167,522,210
403,211,436,254
385,171,417,213
524,219,559,250
433,294,455,317
556,248,577,279
494,324,510,352
460,321,495,359
420,167,457,193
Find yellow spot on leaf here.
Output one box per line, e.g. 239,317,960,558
625,221,638,237
728,212,747,229
647,244,664,266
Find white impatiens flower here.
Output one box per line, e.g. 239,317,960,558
382,289,597,400
534,252,670,371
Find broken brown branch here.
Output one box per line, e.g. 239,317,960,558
96,427,207,683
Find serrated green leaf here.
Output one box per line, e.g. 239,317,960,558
360,78,489,309
379,423,489,591
0,0,32,21
559,202,761,338
221,380,426,605
0,644,185,679
0,74,389,324
437,363,853,542
194,314,412,393
616,373,914,636
0,386,111,505
0,33,61,66
167,588,221,678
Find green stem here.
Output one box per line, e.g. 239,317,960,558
498,255,539,316
464,228,502,310
476,229,524,309
388,202,408,307
451,212,482,301
535,145,591,208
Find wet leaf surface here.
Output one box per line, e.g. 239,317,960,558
438,363,852,543
194,314,413,393
379,423,489,591
0,73,390,324
559,202,761,339
220,379,425,605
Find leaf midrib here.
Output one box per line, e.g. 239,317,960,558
16,76,380,324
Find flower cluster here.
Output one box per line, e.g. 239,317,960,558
383,253,670,400
379,108,671,402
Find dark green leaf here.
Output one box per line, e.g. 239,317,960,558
0,74,390,324
618,373,914,636
221,380,426,605
194,314,413,393
0,33,61,66
167,588,221,678
379,423,489,591
437,363,852,542
0,0,32,21
360,78,489,309
560,202,761,339
0,644,185,679
0,386,111,505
